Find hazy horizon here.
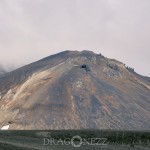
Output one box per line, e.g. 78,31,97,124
0,0,150,76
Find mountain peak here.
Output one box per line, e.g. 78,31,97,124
0,50,149,130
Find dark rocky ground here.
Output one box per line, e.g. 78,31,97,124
0,50,149,130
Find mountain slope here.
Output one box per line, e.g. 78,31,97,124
0,50,150,130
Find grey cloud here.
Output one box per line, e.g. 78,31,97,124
0,0,150,76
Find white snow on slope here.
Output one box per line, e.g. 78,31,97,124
1,124,9,130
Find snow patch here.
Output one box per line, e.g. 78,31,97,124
1,124,9,130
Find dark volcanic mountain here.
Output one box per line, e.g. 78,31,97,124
0,50,150,130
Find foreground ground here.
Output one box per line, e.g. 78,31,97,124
0,130,149,150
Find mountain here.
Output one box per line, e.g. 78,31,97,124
0,50,149,130
0,65,6,76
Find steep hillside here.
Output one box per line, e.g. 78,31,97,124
0,50,149,130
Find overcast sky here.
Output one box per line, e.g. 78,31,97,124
0,0,150,76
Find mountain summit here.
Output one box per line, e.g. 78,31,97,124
0,50,150,130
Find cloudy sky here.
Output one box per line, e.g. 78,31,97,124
0,0,150,76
